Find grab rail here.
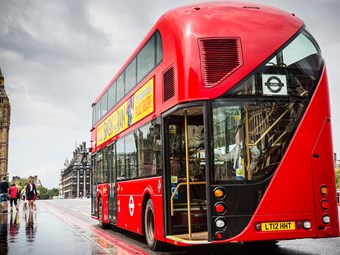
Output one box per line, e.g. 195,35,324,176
170,181,206,216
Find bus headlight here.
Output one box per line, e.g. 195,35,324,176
303,221,311,229
215,218,226,229
322,214,330,224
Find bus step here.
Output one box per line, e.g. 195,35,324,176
167,231,208,243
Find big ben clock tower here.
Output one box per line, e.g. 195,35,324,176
0,68,10,180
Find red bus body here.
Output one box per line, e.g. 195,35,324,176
91,2,339,249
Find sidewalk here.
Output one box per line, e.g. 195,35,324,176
0,200,106,255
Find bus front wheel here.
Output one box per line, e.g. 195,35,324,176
144,199,159,251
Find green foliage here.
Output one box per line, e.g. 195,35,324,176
36,186,59,199
16,178,29,192
37,185,49,199
49,188,59,196
336,168,340,189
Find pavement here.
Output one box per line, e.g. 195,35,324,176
0,199,107,255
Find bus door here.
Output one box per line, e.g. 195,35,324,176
91,154,97,216
108,143,117,224
164,106,208,241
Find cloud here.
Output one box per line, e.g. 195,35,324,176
0,0,112,69
1,0,340,188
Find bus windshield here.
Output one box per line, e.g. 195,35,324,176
212,29,323,183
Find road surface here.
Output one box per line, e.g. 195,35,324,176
1,199,339,255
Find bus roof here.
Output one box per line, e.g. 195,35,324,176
92,1,303,105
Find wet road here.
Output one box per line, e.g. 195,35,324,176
0,200,107,255
1,199,339,254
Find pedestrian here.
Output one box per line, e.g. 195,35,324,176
8,183,19,212
0,177,9,213
21,188,27,208
25,179,37,210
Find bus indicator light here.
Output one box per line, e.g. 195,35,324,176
215,232,224,240
215,203,226,214
321,200,329,210
320,185,328,196
214,188,225,198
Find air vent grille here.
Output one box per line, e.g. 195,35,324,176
163,66,175,102
199,38,243,88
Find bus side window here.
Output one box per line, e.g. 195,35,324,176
126,132,137,179
116,138,126,180
137,121,162,177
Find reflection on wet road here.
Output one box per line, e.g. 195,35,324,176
0,201,107,255
9,212,19,243
0,212,7,254
1,199,339,255
42,200,150,255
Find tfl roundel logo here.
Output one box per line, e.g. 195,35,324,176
262,74,287,95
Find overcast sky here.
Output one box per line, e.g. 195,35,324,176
0,0,339,189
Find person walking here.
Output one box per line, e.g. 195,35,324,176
21,188,27,208
25,179,37,210
8,183,19,212
0,177,9,213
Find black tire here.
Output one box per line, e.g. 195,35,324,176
144,199,159,251
98,198,109,229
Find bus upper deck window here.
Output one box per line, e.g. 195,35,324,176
227,29,323,98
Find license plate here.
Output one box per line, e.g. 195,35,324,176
261,221,296,231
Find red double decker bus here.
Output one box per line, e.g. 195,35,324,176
90,2,339,250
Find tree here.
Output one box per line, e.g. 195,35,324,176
48,188,59,198
16,178,29,195
37,185,49,199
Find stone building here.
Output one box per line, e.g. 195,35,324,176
60,142,91,198
0,68,11,180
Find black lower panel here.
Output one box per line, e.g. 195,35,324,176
210,179,270,240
